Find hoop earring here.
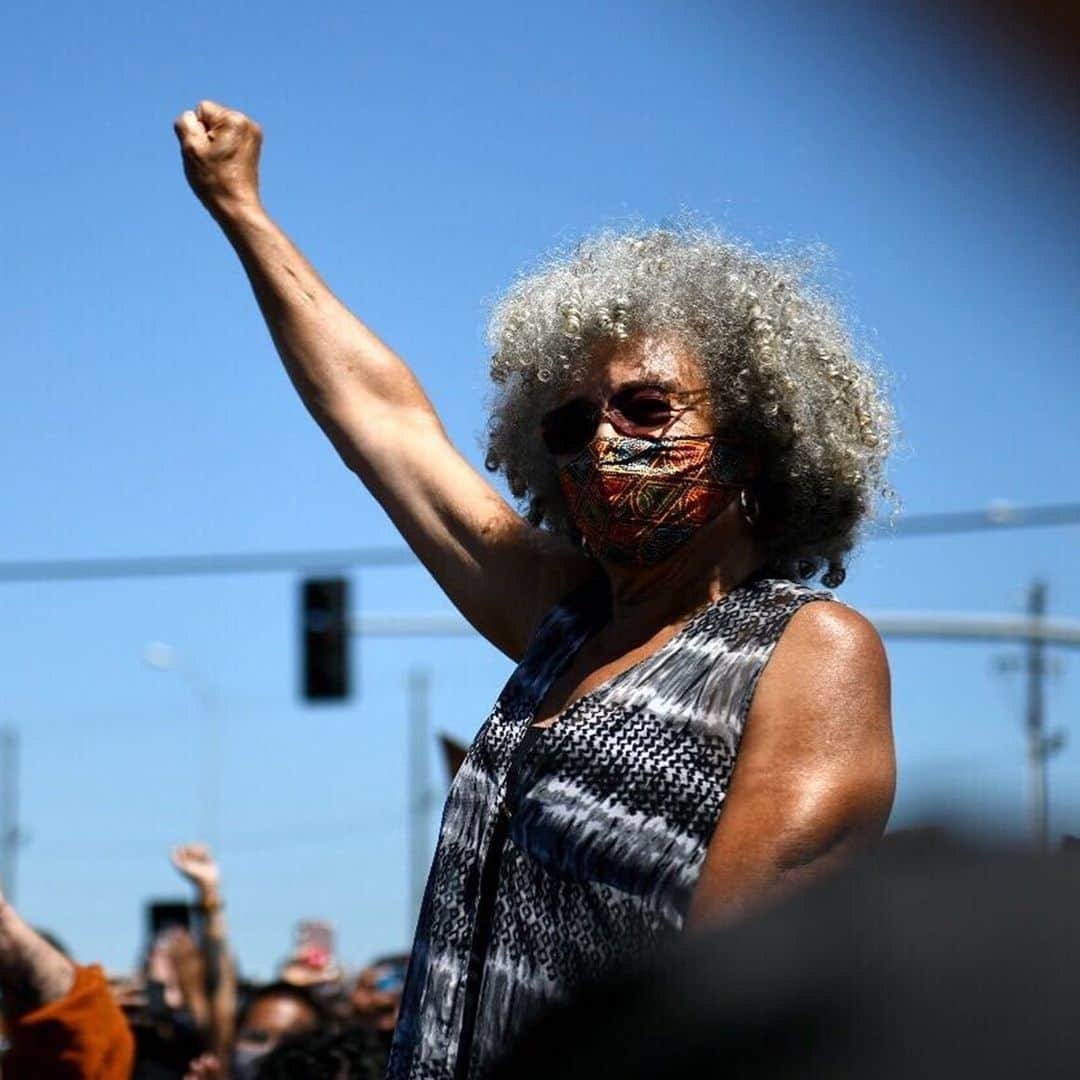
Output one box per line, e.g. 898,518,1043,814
739,487,759,528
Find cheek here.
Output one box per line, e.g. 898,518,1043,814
669,410,715,437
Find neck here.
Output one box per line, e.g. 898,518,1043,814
602,517,765,630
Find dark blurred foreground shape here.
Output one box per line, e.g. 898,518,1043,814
965,0,1080,102
493,838,1080,1079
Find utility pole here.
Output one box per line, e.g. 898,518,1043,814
407,670,434,927
144,644,221,850
0,729,20,902
1024,582,1067,851
1026,582,1049,850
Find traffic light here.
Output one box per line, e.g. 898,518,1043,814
300,577,351,702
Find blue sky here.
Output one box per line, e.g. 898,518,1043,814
1,2,1077,978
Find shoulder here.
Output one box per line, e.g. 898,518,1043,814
736,576,835,632
740,575,886,668
781,597,887,666
749,596,892,739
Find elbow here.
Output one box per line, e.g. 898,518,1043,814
776,777,895,882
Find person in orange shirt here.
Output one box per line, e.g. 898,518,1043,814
0,881,133,1079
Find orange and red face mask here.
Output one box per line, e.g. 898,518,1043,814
557,435,751,566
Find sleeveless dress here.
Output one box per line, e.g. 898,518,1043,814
386,572,831,1080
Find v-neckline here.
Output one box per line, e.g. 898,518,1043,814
528,571,764,734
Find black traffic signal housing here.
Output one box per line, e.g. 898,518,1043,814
301,577,351,702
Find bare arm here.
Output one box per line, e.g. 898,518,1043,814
0,893,75,1017
686,601,895,929
173,101,589,659
0,890,135,1080
172,844,236,1059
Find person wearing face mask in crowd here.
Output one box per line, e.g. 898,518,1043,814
175,101,896,1080
184,982,327,1080
349,953,409,1049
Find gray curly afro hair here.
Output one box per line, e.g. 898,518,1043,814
483,223,896,588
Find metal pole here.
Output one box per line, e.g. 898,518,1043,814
191,676,221,852
146,645,221,849
407,669,433,927
0,729,19,902
1026,582,1049,851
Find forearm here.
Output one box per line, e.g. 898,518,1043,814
215,201,439,463
0,899,76,1017
197,885,236,1054
209,948,237,1058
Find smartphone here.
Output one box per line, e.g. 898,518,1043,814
146,899,193,940
294,919,335,965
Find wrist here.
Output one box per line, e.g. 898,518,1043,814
212,193,269,234
197,887,223,911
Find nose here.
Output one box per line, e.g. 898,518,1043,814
593,418,619,441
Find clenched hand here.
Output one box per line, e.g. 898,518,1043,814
174,100,263,220
171,842,221,897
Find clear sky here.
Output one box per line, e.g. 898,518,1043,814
2,2,1077,978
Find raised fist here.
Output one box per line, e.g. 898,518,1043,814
171,842,221,895
174,100,263,218
184,1053,225,1080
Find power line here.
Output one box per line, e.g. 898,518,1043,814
349,609,1080,648
0,546,413,584
872,501,1080,538
0,730,21,903
0,501,1077,585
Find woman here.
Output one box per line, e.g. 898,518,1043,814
175,101,896,1080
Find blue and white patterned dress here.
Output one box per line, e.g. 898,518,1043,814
387,571,830,1079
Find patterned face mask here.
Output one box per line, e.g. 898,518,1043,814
557,435,748,566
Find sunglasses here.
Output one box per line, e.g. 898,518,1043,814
539,385,709,456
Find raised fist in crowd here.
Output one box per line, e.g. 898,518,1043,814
172,842,219,887
174,100,263,219
170,842,237,1063
172,842,222,904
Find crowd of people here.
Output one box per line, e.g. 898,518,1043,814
0,843,407,1079
4,833,1080,1079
